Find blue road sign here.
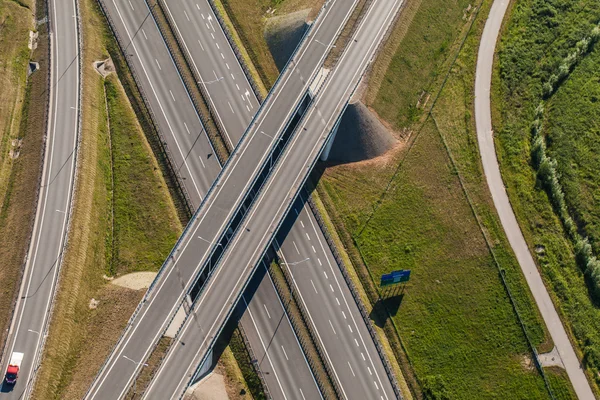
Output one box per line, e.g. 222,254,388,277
380,270,411,287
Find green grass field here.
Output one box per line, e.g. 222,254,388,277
493,0,600,393
318,0,577,397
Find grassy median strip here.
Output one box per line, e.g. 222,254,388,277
0,0,48,356
32,0,182,396
493,0,600,394
316,0,577,397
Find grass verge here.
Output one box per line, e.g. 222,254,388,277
31,0,182,396
217,0,322,89
0,0,48,358
493,0,600,393
316,0,577,397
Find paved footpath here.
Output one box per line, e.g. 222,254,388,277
474,1,595,399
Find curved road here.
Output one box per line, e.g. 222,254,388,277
0,0,81,398
474,1,594,398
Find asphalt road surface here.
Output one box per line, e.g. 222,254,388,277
85,0,359,397
474,1,594,399
142,0,402,397
160,0,259,147
0,0,80,398
240,262,322,400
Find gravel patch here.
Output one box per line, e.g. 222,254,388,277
111,271,157,290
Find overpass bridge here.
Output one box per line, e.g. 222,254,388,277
141,0,404,396
84,0,361,397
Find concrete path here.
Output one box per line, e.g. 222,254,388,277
474,1,595,399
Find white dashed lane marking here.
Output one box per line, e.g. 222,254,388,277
263,304,271,319
311,280,318,293
293,241,300,254
228,101,234,114
198,40,204,51
169,90,175,102
305,232,310,241
198,156,205,168
311,245,316,253
184,10,190,21
330,284,334,292
183,122,190,135
281,345,289,361
317,258,322,266
335,297,340,306
323,271,328,279
141,29,147,40
300,220,304,228
155,59,161,70
128,0,134,10
329,320,336,335
348,362,355,377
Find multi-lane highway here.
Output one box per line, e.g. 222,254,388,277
142,0,403,397
85,0,364,396
0,0,81,398
159,0,259,146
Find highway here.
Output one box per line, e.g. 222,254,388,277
474,1,594,398
159,0,259,147
240,262,322,400
0,0,81,398
142,0,403,396
85,0,363,395
97,0,322,397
